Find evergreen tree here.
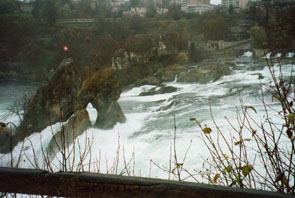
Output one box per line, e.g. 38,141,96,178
249,25,267,48
0,0,17,14
32,0,43,18
228,4,234,14
130,0,139,8
168,4,181,20
162,0,171,8
42,0,57,25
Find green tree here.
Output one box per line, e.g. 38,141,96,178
129,16,147,35
228,4,234,14
32,0,43,18
0,0,16,14
167,4,181,20
162,0,171,8
201,15,229,40
42,0,57,25
80,0,91,17
130,0,139,8
32,0,57,25
249,25,267,48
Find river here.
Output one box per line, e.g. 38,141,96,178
0,53,293,183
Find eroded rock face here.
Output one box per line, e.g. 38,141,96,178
177,63,232,83
155,63,231,84
76,67,126,129
155,64,187,82
111,35,169,71
17,58,81,139
0,59,126,153
48,109,92,158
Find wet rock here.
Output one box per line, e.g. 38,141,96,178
155,64,187,82
0,123,13,153
0,59,126,153
252,73,264,79
137,76,161,86
76,67,126,129
177,63,232,83
17,58,81,139
154,63,231,84
139,86,178,96
48,109,92,158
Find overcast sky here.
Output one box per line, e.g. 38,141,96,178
211,0,221,5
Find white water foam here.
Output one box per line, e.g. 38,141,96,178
0,60,293,186
286,52,295,58
121,85,156,97
243,51,253,57
264,52,271,59
86,103,97,125
275,53,282,58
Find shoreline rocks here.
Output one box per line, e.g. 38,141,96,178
127,61,233,89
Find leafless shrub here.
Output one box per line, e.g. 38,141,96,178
190,55,295,194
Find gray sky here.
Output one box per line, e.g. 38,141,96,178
211,0,221,5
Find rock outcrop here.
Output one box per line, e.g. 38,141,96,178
48,109,92,158
0,59,126,153
111,35,168,71
154,63,231,84
76,67,126,129
177,63,232,83
121,61,232,89
155,64,187,82
17,58,81,139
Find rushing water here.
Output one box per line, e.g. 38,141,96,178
0,81,41,125
0,54,294,182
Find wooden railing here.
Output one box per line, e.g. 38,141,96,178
0,167,292,198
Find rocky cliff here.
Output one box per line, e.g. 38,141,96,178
0,58,125,153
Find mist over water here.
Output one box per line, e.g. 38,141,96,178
0,55,293,181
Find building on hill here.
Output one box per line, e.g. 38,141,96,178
156,7,168,14
18,0,34,12
172,0,210,5
142,0,163,7
171,0,186,6
123,7,147,16
131,7,147,16
181,0,214,14
110,0,126,11
222,0,248,9
20,3,34,12
187,0,210,5
181,3,214,13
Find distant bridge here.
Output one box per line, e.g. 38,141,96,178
223,39,251,50
56,19,95,24
56,18,119,24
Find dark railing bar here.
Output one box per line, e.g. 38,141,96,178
0,167,292,198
